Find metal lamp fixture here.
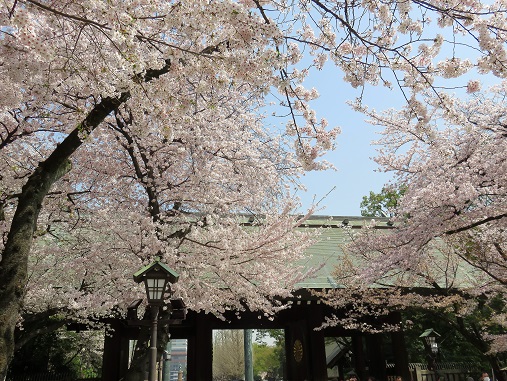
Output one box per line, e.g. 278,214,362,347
425,334,439,354
419,328,441,354
134,259,179,304
145,275,168,303
428,336,439,354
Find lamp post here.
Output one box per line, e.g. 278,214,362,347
134,259,179,381
420,328,441,379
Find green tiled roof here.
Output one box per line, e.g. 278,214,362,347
294,216,392,289
293,215,478,291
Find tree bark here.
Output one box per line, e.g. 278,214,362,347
0,159,71,381
0,92,129,381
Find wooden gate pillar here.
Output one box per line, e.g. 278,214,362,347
187,315,212,381
286,319,311,381
366,334,386,381
307,303,328,381
101,321,131,381
352,335,367,381
391,329,410,381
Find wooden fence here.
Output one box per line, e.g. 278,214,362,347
386,363,478,381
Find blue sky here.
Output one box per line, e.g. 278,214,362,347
293,63,394,217
291,53,488,216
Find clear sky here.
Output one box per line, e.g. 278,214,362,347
293,63,395,217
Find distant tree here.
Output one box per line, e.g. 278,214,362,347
255,329,285,347
253,330,285,380
360,186,407,218
253,344,279,379
213,330,245,381
401,309,494,369
8,328,101,379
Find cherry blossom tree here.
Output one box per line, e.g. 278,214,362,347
324,81,507,375
0,1,334,377
295,0,507,371
358,81,507,289
20,84,325,379
2,0,507,379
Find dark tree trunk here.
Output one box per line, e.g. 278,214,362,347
0,159,71,381
0,92,129,381
15,311,68,351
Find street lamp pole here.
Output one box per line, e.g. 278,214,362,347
150,304,160,381
420,328,441,381
134,259,180,381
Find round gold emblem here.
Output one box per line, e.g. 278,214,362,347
293,339,303,362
